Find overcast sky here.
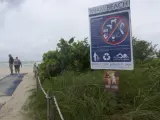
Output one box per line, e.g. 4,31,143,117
0,0,159,61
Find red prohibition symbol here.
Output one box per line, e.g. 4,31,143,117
101,16,129,45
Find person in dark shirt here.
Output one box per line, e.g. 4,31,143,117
8,54,14,74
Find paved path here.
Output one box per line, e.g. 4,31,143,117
0,74,27,97
0,74,25,109
0,73,35,120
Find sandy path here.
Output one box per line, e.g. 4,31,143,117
0,67,35,120
0,66,33,77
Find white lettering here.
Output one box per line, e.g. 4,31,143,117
89,0,130,15
91,62,133,70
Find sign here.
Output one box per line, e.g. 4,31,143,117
104,71,119,91
88,0,133,70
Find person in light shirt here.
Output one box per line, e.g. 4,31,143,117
14,57,22,74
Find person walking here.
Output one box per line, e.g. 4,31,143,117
8,54,14,75
14,57,22,74
33,63,37,78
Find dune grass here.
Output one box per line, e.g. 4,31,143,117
24,67,160,120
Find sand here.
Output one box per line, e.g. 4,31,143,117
0,66,35,120
0,66,33,77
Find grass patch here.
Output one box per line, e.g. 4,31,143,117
24,68,160,120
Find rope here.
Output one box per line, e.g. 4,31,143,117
38,76,47,97
37,73,64,120
53,96,65,120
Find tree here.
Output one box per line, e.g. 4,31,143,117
156,50,160,58
133,37,157,61
40,37,90,78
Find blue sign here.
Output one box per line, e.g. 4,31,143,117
88,0,133,70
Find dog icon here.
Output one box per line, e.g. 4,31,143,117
111,18,117,24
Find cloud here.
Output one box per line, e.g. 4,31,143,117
0,0,160,61
0,0,25,7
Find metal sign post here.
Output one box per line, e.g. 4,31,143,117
88,0,133,71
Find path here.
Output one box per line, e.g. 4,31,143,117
0,73,35,120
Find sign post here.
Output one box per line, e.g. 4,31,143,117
88,0,133,91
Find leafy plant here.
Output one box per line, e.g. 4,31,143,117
40,37,90,79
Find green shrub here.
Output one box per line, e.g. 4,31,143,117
40,37,90,79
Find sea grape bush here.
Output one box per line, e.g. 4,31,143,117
40,37,90,79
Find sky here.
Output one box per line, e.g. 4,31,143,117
0,0,159,61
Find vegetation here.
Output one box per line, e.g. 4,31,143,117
133,37,157,61
24,37,160,120
156,50,160,58
40,37,90,79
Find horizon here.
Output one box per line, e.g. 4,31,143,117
0,60,42,62
0,0,160,61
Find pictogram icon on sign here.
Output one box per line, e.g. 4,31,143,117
103,53,111,61
101,16,129,45
93,52,100,61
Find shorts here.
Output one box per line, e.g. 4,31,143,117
14,65,20,71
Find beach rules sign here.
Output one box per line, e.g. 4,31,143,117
88,0,133,70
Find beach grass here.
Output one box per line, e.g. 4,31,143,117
23,66,160,120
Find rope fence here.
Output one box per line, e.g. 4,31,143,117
33,63,64,120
